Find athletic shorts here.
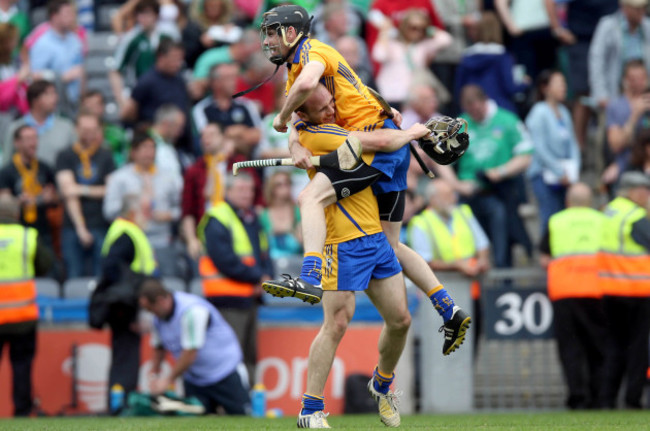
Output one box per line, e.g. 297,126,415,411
319,165,406,222
317,118,408,222
321,232,402,291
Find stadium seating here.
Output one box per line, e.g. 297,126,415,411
188,278,203,297
63,277,97,299
162,276,187,293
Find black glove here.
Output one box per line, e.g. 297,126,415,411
417,116,470,165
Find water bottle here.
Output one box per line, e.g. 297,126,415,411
251,383,266,418
109,383,124,415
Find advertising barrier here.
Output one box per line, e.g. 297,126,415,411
0,325,384,417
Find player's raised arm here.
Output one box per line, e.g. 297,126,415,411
274,61,326,132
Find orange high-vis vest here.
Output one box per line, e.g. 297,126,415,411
547,207,605,301
598,197,650,297
197,202,267,298
0,224,38,325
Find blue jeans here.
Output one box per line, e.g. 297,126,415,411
62,227,106,278
463,193,509,268
531,175,567,236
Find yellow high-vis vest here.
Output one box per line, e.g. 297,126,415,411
0,224,38,325
547,207,604,301
598,197,650,297
408,205,480,299
197,202,268,298
101,218,157,275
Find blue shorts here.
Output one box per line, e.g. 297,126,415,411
321,232,402,291
369,119,410,195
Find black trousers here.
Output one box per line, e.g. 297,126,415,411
553,298,607,409
107,325,141,409
600,296,650,409
184,368,251,415
0,326,36,416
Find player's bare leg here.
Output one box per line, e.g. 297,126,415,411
305,291,355,395
382,219,471,356
263,173,336,304
298,173,337,257
298,290,354,428
365,273,411,427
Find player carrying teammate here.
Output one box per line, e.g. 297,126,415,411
257,5,470,356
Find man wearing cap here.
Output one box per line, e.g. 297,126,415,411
589,0,650,109
598,171,650,409
0,194,52,416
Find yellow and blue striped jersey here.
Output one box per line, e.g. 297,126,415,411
294,120,382,244
287,38,385,131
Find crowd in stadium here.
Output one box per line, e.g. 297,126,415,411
0,0,650,419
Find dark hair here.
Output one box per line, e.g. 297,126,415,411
131,132,154,151
47,0,71,18
135,0,160,16
629,129,650,169
13,125,35,141
82,89,104,102
27,80,55,106
138,278,170,303
156,38,184,59
534,69,562,102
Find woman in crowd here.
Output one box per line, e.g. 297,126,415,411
525,70,580,234
371,8,452,110
259,171,302,260
191,0,242,49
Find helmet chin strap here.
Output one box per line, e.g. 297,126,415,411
233,27,304,99
232,64,280,99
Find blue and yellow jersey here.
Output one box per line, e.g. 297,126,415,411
294,120,382,244
287,38,386,131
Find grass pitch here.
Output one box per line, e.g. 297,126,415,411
1,411,649,430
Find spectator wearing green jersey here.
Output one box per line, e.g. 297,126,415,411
109,0,180,111
438,84,533,268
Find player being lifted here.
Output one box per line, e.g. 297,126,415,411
256,5,470,356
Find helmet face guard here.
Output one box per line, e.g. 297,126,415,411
260,24,287,66
260,5,312,65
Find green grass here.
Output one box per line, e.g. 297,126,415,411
1,412,649,431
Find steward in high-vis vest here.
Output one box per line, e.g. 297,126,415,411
197,173,272,385
90,194,159,408
0,195,52,416
407,179,490,350
540,183,606,410
597,172,650,409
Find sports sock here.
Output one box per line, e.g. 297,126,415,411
300,393,325,415
372,367,394,395
300,252,323,286
428,284,455,322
